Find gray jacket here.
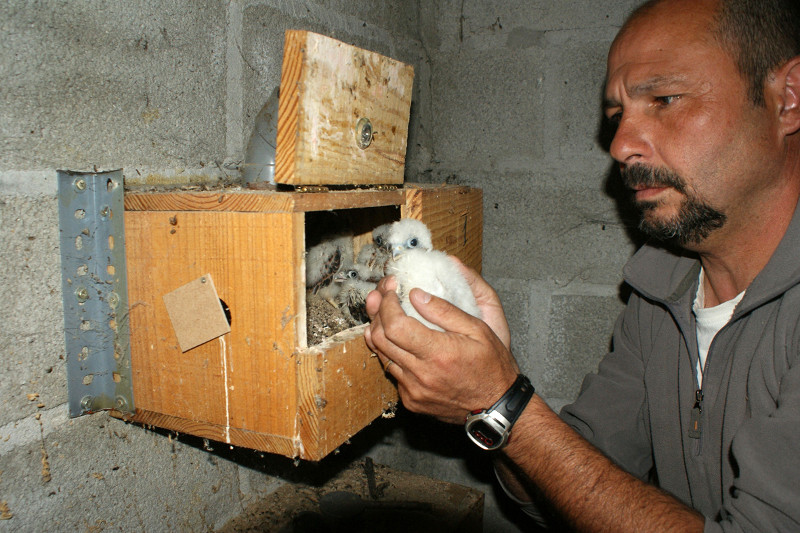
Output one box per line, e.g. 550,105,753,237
561,206,800,532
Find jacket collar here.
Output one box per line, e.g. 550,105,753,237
623,199,800,314
623,244,699,306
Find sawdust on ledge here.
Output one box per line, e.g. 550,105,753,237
306,292,361,346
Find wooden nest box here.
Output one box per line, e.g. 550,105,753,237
121,31,483,460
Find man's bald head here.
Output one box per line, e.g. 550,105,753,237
620,0,800,105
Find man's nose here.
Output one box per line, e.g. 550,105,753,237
609,112,652,165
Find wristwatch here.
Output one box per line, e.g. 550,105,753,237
465,374,534,451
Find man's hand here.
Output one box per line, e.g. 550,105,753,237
364,258,519,424
452,257,511,348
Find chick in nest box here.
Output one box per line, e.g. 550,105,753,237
384,219,481,331
356,223,392,281
334,264,377,325
305,232,355,305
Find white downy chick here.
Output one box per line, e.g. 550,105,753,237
355,223,392,281
384,219,481,331
334,264,377,325
306,233,354,304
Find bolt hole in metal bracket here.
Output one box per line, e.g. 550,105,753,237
58,169,135,417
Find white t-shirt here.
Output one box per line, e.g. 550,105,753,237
692,269,745,387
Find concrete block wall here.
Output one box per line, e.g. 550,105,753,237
1,1,425,531
420,0,642,406
1,1,643,531
359,3,644,531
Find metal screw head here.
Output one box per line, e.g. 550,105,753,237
355,117,373,149
100,206,110,218
74,178,87,192
114,396,128,411
75,287,89,302
108,292,120,309
80,395,94,412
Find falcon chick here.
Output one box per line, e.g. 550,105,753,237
306,232,354,304
334,264,377,325
384,219,481,331
355,223,392,281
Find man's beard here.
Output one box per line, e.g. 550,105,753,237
622,165,726,246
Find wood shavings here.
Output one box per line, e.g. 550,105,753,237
306,292,356,346
0,501,12,520
381,401,398,419
40,447,51,483
35,412,50,483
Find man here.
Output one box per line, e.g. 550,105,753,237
364,0,800,530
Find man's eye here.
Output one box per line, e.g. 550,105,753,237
655,95,679,106
607,111,622,125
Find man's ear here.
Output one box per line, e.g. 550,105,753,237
773,56,800,137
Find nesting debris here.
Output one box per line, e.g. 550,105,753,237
306,292,358,346
0,501,12,520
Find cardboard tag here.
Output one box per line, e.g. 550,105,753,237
163,273,231,352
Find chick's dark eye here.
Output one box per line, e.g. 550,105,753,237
409,238,418,248
349,271,357,279
375,236,383,246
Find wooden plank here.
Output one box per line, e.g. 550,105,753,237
112,409,298,458
296,328,398,460
275,30,303,186
403,185,483,273
275,30,414,186
122,185,480,460
293,189,403,212
126,211,304,444
124,189,404,213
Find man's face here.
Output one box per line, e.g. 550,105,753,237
603,0,781,250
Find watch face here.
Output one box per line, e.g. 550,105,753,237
467,419,505,450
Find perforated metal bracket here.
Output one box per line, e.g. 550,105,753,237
58,169,135,417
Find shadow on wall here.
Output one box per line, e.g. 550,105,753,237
596,110,648,252
127,405,537,531
122,407,478,487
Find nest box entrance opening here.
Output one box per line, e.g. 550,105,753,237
304,205,400,346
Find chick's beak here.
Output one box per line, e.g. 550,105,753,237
391,246,404,260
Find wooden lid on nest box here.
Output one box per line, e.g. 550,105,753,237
275,30,414,186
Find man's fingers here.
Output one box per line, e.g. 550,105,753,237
448,257,511,347
375,275,398,294
367,290,419,367
450,257,494,302
365,289,382,321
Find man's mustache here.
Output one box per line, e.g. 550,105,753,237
621,165,687,194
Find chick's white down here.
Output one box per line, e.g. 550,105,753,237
384,219,481,331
